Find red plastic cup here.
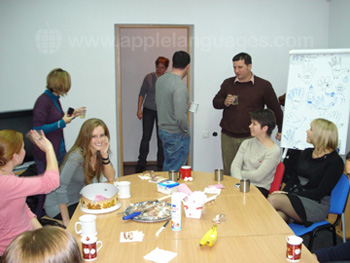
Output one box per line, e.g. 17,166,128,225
179,166,191,179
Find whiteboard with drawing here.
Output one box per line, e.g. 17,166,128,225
281,49,350,155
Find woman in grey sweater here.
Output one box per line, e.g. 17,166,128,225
45,118,115,227
230,109,281,197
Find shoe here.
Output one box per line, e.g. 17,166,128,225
135,165,145,173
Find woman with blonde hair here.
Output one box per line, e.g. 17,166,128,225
1,226,82,263
268,118,343,226
45,118,115,227
0,130,59,256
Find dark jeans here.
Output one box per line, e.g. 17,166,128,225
138,107,164,167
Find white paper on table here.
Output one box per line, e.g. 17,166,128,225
204,187,221,195
144,247,177,263
120,231,144,243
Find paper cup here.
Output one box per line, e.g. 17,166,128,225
286,236,303,262
189,102,199,113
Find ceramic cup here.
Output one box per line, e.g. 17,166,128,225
179,166,192,179
214,169,224,181
240,179,250,193
81,236,103,261
75,214,97,237
115,181,131,199
169,170,180,181
286,236,303,262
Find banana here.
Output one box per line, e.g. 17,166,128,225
206,225,218,247
199,225,217,247
199,228,213,247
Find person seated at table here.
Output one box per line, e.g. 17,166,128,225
0,130,59,256
230,109,281,197
268,118,343,226
1,226,83,263
44,118,115,227
313,152,350,263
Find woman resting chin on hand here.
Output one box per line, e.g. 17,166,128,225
44,118,115,227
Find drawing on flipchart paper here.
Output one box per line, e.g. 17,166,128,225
329,57,350,78
282,52,350,154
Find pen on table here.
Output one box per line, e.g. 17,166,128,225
155,219,170,236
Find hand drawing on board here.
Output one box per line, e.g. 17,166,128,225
329,57,350,78
281,50,350,155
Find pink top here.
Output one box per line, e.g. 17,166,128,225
0,169,59,255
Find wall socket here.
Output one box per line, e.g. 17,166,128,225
202,131,209,138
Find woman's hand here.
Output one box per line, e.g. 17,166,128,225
100,137,110,158
74,106,87,117
30,130,54,153
137,109,143,120
62,112,75,124
270,190,288,195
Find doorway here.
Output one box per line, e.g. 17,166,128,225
115,24,193,176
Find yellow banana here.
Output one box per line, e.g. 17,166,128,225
199,227,213,247
206,225,218,247
199,225,217,247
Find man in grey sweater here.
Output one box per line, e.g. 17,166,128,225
155,51,191,171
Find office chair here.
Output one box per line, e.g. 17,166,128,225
269,162,285,194
288,174,350,250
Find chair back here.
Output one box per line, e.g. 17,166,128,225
328,174,350,215
269,162,285,194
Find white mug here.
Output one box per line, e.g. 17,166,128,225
75,214,97,237
115,181,131,199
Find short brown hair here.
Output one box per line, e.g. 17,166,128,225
155,56,170,68
46,68,71,96
1,226,82,263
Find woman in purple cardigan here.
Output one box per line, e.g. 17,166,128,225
33,68,85,174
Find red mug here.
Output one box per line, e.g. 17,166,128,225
286,236,303,262
81,236,103,261
180,166,191,179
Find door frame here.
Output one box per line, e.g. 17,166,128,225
115,24,194,176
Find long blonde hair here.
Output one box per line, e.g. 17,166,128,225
310,118,338,154
0,130,23,168
1,226,83,263
61,118,110,184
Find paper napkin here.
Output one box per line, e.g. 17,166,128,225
144,247,177,263
120,231,144,243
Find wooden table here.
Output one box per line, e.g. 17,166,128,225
67,171,319,262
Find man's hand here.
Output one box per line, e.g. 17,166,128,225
275,132,282,141
224,94,234,107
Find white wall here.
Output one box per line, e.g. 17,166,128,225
329,0,350,155
0,0,331,175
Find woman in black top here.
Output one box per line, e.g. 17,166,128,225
268,118,343,226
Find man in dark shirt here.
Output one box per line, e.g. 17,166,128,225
213,52,283,175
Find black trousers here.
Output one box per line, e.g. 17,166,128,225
138,107,164,167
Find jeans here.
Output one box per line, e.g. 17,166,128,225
158,129,190,172
138,107,164,167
